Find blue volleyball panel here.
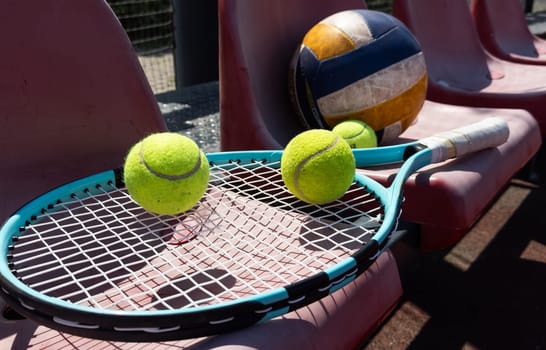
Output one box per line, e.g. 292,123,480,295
293,47,329,128
310,26,422,98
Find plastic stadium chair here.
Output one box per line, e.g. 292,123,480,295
392,0,546,136
219,0,540,251
0,0,167,224
470,0,546,65
0,1,401,349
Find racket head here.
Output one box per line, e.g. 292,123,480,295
0,117,508,340
0,151,402,341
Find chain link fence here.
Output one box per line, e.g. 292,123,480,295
106,0,397,95
107,0,176,94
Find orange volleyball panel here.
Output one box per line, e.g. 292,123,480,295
303,23,356,60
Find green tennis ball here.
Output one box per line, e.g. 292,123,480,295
281,129,356,205
123,132,210,215
332,120,378,148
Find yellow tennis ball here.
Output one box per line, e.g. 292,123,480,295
281,129,356,204
123,132,210,215
332,120,378,149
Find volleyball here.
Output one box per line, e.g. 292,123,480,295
289,9,427,143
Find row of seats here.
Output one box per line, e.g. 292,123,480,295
0,0,543,348
218,0,544,347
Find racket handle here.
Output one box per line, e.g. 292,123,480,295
419,117,509,163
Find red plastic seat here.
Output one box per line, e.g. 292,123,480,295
470,0,546,65
360,102,539,250
0,0,167,222
392,0,546,136
219,0,540,251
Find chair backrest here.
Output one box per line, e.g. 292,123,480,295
470,0,541,58
0,0,167,219
218,0,367,151
392,0,496,90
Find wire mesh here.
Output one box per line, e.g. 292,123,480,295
107,0,176,94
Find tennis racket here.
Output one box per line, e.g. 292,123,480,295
0,118,508,341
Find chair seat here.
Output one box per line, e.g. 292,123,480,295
433,59,546,93
427,59,546,136
359,101,541,250
483,60,546,92
0,249,401,350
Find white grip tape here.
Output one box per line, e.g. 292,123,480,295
419,117,509,163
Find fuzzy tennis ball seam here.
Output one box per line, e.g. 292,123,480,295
291,135,342,203
346,127,364,139
333,120,377,149
138,140,203,180
281,129,356,205
124,133,210,215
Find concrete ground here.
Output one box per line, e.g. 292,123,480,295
362,174,546,349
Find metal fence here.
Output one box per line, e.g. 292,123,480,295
107,0,176,94
106,0,398,95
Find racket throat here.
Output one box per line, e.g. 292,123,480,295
402,143,427,161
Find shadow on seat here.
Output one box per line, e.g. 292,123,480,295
392,0,546,135
470,0,546,65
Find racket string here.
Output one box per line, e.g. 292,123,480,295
9,161,385,312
